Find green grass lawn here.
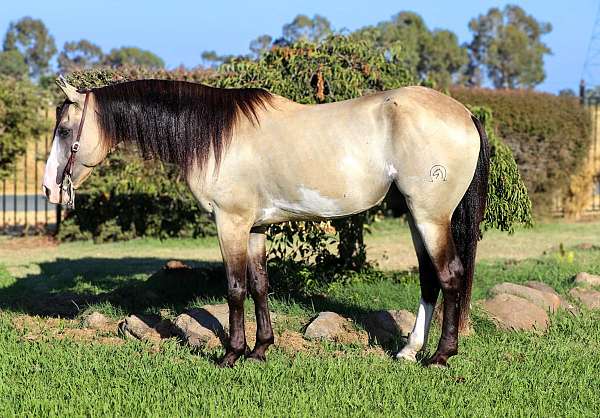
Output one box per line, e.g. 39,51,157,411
0,224,600,416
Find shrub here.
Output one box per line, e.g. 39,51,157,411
450,87,591,215
60,36,532,271
470,106,532,232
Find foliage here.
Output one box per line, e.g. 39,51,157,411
352,12,468,88
465,5,552,88
452,86,591,215
0,50,28,79
0,76,49,178
102,47,165,69
57,151,215,242
470,106,532,232
2,17,57,78
58,39,104,73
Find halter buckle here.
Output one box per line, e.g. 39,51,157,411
61,173,76,209
71,141,80,153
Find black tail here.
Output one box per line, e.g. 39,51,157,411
451,115,490,331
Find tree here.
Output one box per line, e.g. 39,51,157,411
249,35,273,58
0,77,49,178
352,12,467,88
2,17,57,78
420,29,468,88
58,40,104,73
103,47,164,69
280,14,332,44
0,50,28,79
466,5,552,89
558,88,576,97
200,50,237,68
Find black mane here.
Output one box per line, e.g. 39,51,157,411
92,79,273,171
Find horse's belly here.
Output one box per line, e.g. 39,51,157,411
254,178,392,226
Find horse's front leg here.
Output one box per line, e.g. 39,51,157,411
246,228,274,361
215,211,251,367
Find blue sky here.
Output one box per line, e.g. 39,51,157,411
1,0,598,92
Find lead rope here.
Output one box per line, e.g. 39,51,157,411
60,91,90,209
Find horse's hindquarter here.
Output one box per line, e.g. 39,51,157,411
388,87,481,221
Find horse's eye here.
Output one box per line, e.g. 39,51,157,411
58,126,71,139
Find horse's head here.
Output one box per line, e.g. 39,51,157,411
42,76,107,206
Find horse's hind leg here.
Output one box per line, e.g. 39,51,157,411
246,228,275,361
401,214,464,367
215,211,251,367
396,215,440,362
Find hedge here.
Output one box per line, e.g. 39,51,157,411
58,36,532,269
450,87,591,215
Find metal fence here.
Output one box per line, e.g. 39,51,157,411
1,109,60,234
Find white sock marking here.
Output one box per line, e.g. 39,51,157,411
396,297,435,361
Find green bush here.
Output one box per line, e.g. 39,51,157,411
57,151,215,242
0,76,50,178
451,87,591,215
61,36,532,271
471,106,532,232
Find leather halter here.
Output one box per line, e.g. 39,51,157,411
59,91,90,209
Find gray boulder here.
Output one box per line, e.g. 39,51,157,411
360,310,415,343
304,312,351,340
83,312,109,330
118,314,172,341
172,304,229,348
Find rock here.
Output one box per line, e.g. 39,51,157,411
480,293,549,332
165,260,191,270
524,281,558,296
558,296,580,316
304,312,353,341
360,310,415,343
118,315,172,342
524,281,579,316
83,312,109,330
574,272,600,287
172,305,229,348
490,282,560,312
569,287,600,310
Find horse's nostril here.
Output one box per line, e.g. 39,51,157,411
43,185,51,199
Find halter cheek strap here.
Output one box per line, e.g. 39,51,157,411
60,91,90,209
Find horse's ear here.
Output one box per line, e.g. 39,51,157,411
56,75,83,103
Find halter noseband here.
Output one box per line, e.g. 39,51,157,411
60,91,90,209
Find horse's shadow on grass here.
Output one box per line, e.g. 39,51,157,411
0,256,408,353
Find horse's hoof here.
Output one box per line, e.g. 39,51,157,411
246,350,267,363
395,349,417,362
218,352,242,368
425,354,449,368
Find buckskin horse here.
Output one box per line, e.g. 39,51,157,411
43,76,489,367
